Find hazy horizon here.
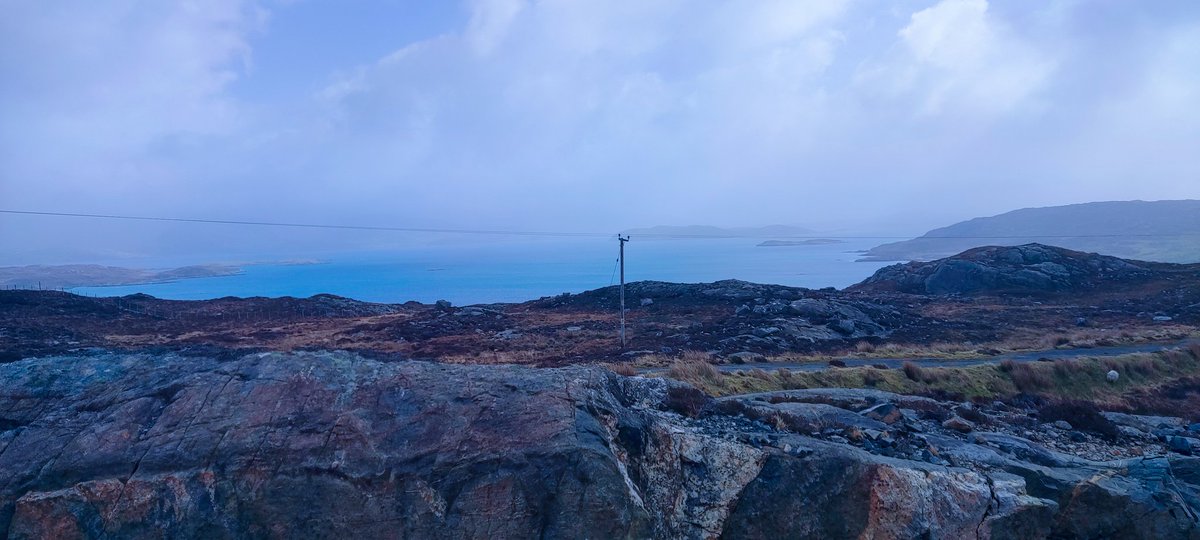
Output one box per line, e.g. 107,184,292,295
3,1,1199,264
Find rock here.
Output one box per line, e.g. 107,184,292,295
1155,427,1184,441
1068,431,1087,442
736,388,942,413
1107,370,1120,382
1,352,1197,539
752,327,780,337
1102,412,1186,433
494,329,522,340
1168,436,1199,456
1052,420,1074,431
732,401,889,434
1153,315,1174,322
640,298,654,306
1190,423,1200,434
787,298,888,338
566,326,583,332
859,402,902,425
942,416,975,433
434,299,452,310
727,352,765,364
850,244,1156,296
832,319,856,335
1118,425,1147,439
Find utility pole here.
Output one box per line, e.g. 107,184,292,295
618,235,630,348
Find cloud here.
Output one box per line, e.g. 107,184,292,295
0,0,266,205
2,0,1199,263
465,0,526,55
856,0,1055,116
302,0,853,223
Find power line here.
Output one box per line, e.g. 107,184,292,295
0,209,610,238
2,208,1198,240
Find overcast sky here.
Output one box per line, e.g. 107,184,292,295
2,0,1198,262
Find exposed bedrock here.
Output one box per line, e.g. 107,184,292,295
0,352,1197,539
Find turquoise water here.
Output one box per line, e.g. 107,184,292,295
72,238,894,305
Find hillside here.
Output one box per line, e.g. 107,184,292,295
3,245,1198,363
862,200,1200,263
850,243,1200,296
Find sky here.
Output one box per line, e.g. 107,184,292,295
2,0,1199,263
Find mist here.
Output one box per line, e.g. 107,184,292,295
3,0,1199,264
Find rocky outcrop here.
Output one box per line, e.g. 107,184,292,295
1,353,1198,538
851,243,1188,296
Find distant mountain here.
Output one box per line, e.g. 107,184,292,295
862,200,1200,263
622,224,815,238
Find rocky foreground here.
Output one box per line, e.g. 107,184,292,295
2,352,1198,539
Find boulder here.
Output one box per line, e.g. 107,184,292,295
1101,412,1186,433
1169,436,1199,456
860,402,903,425
943,416,976,433
727,351,765,364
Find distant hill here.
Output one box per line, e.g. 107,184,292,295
622,224,814,238
862,200,1200,263
850,243,1199,296
0,264,241,289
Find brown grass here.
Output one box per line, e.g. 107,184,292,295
608,363,638,376
907,362,945,384
667,359,719,384
657,347,1200,418
680,350,716,363
748,368,773,380
902,361,923,382
1010,362,1053,393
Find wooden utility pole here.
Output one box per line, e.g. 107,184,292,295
618,235,630,348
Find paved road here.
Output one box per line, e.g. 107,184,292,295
640,338,1199,374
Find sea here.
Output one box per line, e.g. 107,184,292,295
71,237,896,305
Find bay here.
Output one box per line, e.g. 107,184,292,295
72,237,895,305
